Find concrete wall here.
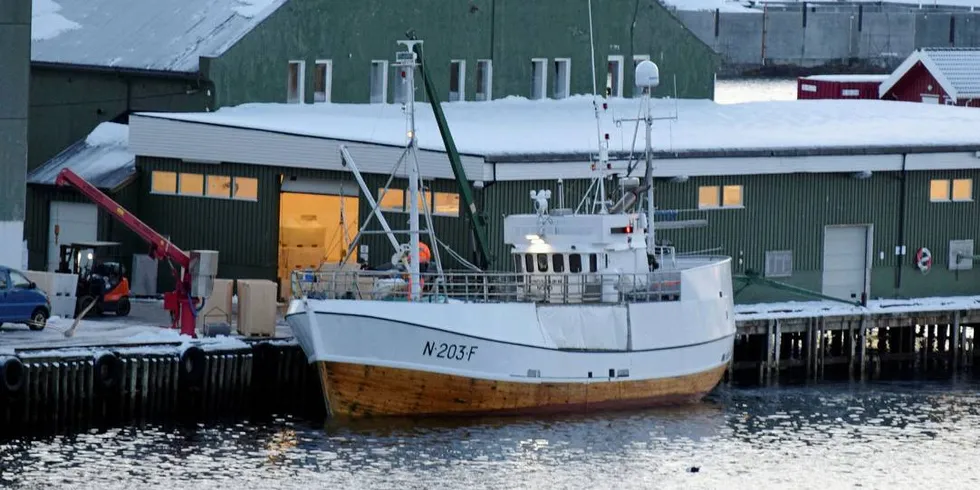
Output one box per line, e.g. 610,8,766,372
0,0,30,268
673,6,980,75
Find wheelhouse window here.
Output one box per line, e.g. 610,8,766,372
552,254,565,273
569,254,582,273
524,254,534,273
536,254,548,272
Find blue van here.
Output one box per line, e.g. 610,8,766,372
0,266,50,331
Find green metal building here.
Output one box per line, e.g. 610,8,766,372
25,0,717,286
54,95,974,306
27,0,717,172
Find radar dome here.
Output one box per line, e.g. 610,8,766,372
634,60,660,89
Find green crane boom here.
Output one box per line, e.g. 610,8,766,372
409,38,493,270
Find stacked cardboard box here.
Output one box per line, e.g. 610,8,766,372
237,279,277,336
279,217,327,300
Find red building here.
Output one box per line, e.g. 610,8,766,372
878,47,980,107
797,74,887,100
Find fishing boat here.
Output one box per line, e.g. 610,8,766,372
285,37,736,418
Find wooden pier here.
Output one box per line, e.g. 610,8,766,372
0,340,324,437
730,304,980,385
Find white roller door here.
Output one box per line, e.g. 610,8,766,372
47,201,98,271
821,225,870,301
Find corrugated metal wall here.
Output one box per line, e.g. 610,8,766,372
24,182,141,272
137,157,473,293
484,169,980,302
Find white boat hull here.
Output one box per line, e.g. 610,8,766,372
285,262,736,417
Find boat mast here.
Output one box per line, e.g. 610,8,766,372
586,0,609,214
635,60,660,251
397,40,423,301
643,82,655,250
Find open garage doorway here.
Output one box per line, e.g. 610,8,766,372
278,183,359,300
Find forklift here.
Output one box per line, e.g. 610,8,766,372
56,241,131,317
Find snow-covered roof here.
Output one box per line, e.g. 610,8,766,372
800,74,889,83
134,95,980,158
30,0,287,72
879,47,980,100
28,122,135,190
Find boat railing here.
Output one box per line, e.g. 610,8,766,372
289,269,683,304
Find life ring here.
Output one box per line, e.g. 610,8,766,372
915,247,933,274
0,356,25,395
179,346,207,388
94,352,123,393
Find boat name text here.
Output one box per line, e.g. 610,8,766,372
423,341,478,361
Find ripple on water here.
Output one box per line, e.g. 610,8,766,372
1,379,979,489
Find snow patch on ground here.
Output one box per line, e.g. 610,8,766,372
84,122,129,147
31,0,81,41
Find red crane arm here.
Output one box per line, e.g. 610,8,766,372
55,168,191,270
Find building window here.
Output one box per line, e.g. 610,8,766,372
370,60,388,104
314,60,332,103
931,178,972,202
449,60,465,102
722,185,743,207
179,173,204,196
953,178,973,201
232,177,258,201
433,191,460,216
841,88,859,97
632,55,650,96
378,188,404,211
287,60,305,104
606,55,624,98
206,175,232,198
378,187,459,215
930,179,950,201
553,58,571,99
765,250,793,278
698,184,743,209
151,171,177,194
476,59,492,101
530,58,547,100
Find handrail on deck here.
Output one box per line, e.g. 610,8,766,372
289,269,683,305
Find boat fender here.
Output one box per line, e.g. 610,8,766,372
250,342,279,384
0,356,25,395
179,346,207,388
94,352,123,392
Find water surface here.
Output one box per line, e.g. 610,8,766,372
2,378,978,489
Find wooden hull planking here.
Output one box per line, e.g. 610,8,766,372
317,361,727,418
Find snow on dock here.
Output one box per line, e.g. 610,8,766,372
735,295,980,321
0,300,294,357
